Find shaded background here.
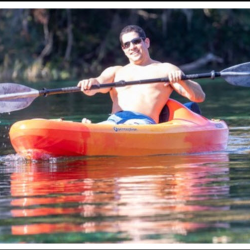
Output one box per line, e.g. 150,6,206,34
0,7,250,83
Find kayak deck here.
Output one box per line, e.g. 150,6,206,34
9,99,229,160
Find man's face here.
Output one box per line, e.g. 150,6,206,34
121,31,149,64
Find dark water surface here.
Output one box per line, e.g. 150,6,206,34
0,79,250,245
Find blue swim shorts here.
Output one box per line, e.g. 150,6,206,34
99,111,156,125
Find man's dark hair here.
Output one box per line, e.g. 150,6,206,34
119,25,146,43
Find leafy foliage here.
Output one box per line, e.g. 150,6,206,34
0,9,250,82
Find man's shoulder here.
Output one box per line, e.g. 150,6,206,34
114,64,131,73
162,62,180,70
162,62,174,66
149,62,173,69
107,65,123,70
103,65,123,74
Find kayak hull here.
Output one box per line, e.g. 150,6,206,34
9,99,229,160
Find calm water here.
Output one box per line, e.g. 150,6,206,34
0,79,250,245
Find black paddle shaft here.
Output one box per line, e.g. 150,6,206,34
1,61,250,113
39,71,221,97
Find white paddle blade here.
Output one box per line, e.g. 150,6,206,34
0,97,37,113
221,62,250,87
0,83,39,113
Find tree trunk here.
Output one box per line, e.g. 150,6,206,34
180,53,224,72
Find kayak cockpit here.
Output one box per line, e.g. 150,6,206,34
159,99,203,124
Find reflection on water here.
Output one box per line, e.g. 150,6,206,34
228,127,250,154
0,153,235,243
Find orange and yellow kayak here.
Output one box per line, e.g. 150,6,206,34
9,99,229,160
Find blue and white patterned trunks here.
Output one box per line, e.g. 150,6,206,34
99,111,156,125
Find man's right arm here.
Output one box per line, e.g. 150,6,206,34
77,66,121,96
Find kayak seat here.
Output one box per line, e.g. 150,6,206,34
159,105,170,123
184,102,201,115
159,99,202,123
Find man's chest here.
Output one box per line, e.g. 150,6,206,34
115,65,165,82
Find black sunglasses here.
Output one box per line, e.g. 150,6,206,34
122,37,146,49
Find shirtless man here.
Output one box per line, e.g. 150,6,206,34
78,25,205,124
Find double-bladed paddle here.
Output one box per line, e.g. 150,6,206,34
1,61,250,113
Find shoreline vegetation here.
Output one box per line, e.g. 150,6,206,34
0,9,249,83
0,52,224,83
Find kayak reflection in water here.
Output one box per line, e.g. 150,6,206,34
10,154,230,241
77,25,205,125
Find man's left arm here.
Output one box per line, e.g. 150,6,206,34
171,79,206,103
